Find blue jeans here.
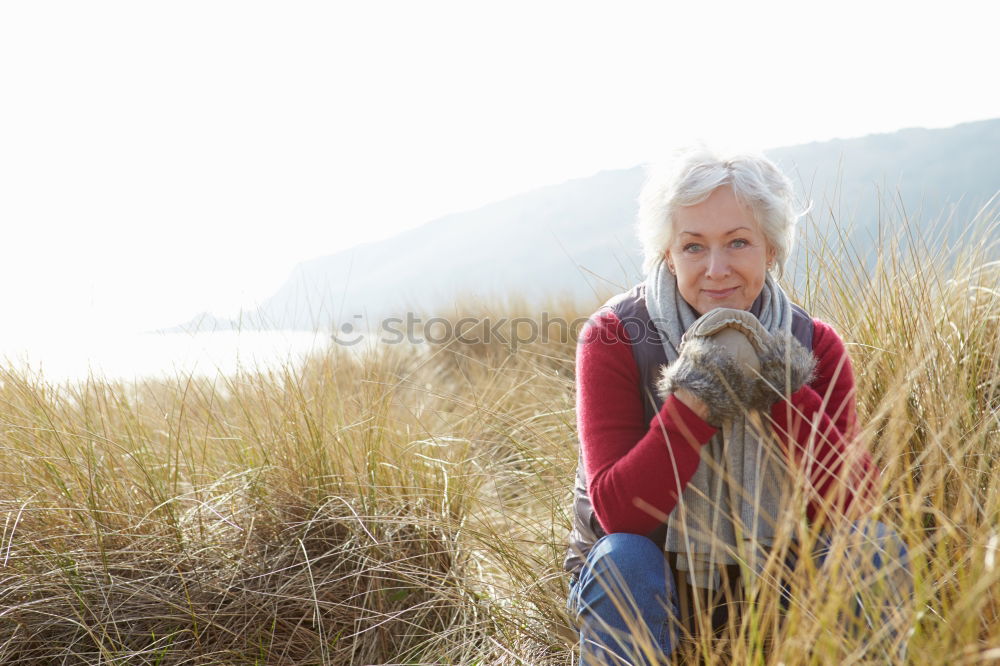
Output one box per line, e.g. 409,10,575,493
567,523,912,665
567,533,677,665
783,520,914,661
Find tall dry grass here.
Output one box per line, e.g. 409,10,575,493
0,208,998,664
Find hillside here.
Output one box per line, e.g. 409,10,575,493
185,118,1000,331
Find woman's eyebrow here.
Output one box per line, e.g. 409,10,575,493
678,226,753,237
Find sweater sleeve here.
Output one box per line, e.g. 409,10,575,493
577,310,718,535
768,319,880,523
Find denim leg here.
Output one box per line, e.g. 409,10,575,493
568,533,677,666
813,520,914,660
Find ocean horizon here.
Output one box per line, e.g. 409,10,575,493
0,328,334,385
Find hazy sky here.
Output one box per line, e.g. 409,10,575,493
2,0,998,338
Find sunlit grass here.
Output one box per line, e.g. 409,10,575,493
0,208,998,664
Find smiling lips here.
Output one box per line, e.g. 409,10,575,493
703,287,739,299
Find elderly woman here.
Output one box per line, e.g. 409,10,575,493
564,149,910,664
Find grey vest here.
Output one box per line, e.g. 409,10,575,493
564,282,814,575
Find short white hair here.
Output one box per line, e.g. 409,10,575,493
637,147,801,276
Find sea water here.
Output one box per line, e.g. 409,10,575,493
0,328,333,385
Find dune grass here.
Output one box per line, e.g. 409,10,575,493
0,210,999,664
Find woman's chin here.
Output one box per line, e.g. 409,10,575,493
693,296,751,314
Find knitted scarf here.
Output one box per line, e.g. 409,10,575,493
645,256,794,589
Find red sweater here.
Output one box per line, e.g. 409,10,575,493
576,310,879,536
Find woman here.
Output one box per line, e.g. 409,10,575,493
564,149,911,664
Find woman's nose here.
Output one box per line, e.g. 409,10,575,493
705,250,731,278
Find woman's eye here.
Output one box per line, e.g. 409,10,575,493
731,239,748,249
683,243,703,253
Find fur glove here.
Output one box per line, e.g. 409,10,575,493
657,308,816,425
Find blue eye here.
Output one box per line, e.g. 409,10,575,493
683,243,703,253
731,239,748,249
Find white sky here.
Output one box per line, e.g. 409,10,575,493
2,0,999,339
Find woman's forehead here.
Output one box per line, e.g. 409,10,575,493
673,209,763,239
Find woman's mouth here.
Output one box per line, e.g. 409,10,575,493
703,287,738,299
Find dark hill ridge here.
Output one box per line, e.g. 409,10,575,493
176,118,1000,332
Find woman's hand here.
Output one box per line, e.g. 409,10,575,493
656,308,816,426
656,336,752,427
673,387,712,422
704,310,815,404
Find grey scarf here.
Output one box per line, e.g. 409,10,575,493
645,257,794,589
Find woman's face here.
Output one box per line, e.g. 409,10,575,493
666,185,775,315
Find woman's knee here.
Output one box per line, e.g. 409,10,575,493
865,521,908,567
572,534,677,661
847,520,909,572
585,533,667,573
817,521,908,563
579,533,674,600
588,533,665,568
817,520,913,607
